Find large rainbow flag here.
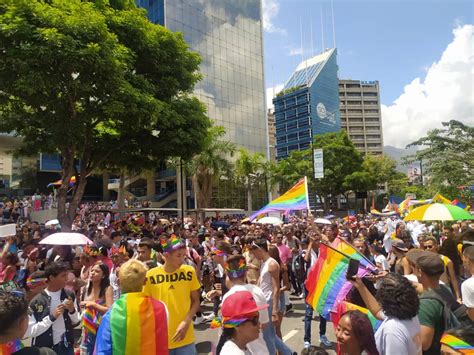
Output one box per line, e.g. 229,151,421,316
331,301,382,332
248,177,309,221
305,242,374,319
95,292,168,355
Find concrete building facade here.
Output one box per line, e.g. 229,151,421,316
339,80,384,155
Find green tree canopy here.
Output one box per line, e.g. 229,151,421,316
0,0,210,228
405,120,474,198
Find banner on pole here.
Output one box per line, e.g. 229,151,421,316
313,149,324,178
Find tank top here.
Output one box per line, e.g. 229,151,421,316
259,257,277,301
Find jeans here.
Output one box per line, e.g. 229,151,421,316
303,286,327,344
169,343,197,355
262,299,293,355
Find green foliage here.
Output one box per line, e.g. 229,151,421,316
276,85,305,97
363,154,398,185
343,171,376,193
235,148,266,185
0,0,210,226
405,120,474,190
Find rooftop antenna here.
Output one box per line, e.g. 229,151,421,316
310,9,315,57
331,0,337,48
320,4,325,51
300,16,309,86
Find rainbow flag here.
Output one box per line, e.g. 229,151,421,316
47,176,77,188
249,177,309,221
0,339,23,355
332,237,376,272
331,301,382,332
305,243,370,319
95,292,168,355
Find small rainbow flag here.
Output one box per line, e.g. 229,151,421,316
331,301,382,332
95,292,168,355
440,334,473,354
0,339,24,355
249,177,309,221
305,243,371,319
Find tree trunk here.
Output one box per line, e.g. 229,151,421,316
57,151,75,231
247,180,252,212
118,172,126,209
65,176,87,231
146,170,156,202
102,172,110,201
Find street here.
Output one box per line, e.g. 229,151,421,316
194,294,337,355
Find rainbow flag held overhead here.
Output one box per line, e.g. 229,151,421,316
332,237,376,272
305,243,371,319
331,301,382,332
248,177,309,221
95,292,168,355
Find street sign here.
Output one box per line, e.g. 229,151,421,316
313,148,324,178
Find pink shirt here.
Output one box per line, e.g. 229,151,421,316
276,244,292,265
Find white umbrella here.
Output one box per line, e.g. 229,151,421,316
45,219,60,227
0,224,16,238
39,232,93,246
253,216,284,226
314,218,332,225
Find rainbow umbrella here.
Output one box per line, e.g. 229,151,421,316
404,203,472,221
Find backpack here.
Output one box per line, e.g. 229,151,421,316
420,287,470,329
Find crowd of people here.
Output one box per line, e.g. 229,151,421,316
0,198,473,355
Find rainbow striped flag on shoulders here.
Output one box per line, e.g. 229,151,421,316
94,292,168,355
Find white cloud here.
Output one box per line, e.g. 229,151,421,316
382,25,474,148
266,84,284,110
288,47,303,56
262,0,286,35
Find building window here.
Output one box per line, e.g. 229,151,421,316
287,133,298,141
364,101,378,105
348,109,362,113
286,109,296,118
285,98,296,107
367,135,381,139
365,118,379,122
367,143,381,147
363,92,378,97
347,101,362,105
350,135,364,139
297,106,309,115
365,109,379,113
346,84,360,88
287,121,297,130
300,142,310,150
349,118,363,123
299,131,310,139
346,92,361,96
288,144,299,151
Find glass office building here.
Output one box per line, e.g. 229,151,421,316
136,0,267,153
274,49,341,159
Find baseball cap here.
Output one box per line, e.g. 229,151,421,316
392,238,408,252
415,251,445,276
221,291,267,319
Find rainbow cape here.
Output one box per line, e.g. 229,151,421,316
305,242,375,319
95,292,168,355
249,177,309,221
331,301,382,332
0,340,23,355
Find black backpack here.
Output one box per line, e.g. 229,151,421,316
420,286,470,329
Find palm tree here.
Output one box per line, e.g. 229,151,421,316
235,148,266,212
186,126,236,213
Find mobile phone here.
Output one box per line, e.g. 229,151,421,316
346,259,360,280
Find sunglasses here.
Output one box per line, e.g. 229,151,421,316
243,315,259,326
422,244,435,249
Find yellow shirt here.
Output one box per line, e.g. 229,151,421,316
143,264,201,349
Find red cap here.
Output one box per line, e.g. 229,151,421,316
221,291,268,318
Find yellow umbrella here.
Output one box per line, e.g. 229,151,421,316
404,203,472,221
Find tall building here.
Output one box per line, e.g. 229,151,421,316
339,80,383,155
273,49,341,159
267,108,276,162
137,0,267,153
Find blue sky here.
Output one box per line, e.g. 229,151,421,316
263,0,473,105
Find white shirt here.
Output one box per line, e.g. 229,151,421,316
44,289,66,345
375,254,389,271
221,340,252,355
375,314,422,355
461,276,474,308
223,284,270,355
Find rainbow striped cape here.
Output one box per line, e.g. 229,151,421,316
249,177,309,221
331,301,382,332
94,292,168,355
305,240,375,319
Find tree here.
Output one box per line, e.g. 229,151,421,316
269,131,363,212
0,0,210,228
362,154,398,187
186,126,236,211
405,120,474,195
235,148,266,211
343,171,376,210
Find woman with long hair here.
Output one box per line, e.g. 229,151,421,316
336,310,379,355
79,261,113,354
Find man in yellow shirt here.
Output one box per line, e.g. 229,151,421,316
143,234,201,354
